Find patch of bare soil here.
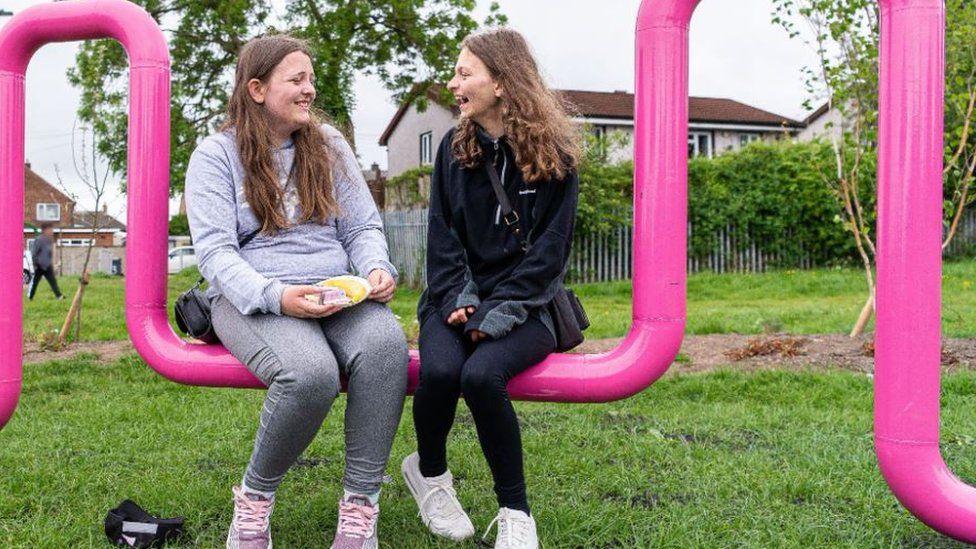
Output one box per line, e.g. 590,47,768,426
20,334,976,376
575,333,976,375
22,340,133,365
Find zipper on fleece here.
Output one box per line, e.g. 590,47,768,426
493,139,508,225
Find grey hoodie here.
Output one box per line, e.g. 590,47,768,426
185,124,396,316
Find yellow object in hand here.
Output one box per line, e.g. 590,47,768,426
316,275,372,305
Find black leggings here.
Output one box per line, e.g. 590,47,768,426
28,267,62,300
413,313,555,512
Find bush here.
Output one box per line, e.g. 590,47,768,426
574,137,867,269
688,140,866,268
168,214,190,236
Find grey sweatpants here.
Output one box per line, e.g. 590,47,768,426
212,296,409,495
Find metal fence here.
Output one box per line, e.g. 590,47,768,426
382,208,976,288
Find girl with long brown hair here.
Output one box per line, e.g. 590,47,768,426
185,35,408,549
402,27,581,549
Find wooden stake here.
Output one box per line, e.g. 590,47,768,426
850,290,875,338
58,271,90,347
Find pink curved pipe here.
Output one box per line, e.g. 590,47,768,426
872,0,976,544
0,0,689,422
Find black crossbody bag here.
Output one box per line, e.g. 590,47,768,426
484,160,589,351
174,230,259,343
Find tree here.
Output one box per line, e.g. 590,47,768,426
771,0,976,336
168,214,190,237
942,0,976,250
68,0,506,195
51,122,118,348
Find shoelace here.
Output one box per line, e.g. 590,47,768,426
418,482,464,521
482,509,531,547
336,501,377,538
232,486,272,533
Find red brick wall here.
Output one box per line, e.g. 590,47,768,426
24,168,74,228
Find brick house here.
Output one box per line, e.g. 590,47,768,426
379,85,813,180
23,163,127,274
23,162,76,246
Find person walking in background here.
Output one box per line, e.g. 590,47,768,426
28,222,64,300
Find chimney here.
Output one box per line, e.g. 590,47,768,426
102,203,108,214
24,161,30,169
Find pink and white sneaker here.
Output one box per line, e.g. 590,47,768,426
226,486,274,549
329,495,379,549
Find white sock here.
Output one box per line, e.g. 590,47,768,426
344,489,380,505
240,480,275,500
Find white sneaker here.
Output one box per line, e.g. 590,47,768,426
400,452,475,540
484,507,538,549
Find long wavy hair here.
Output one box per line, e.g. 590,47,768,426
221,35,338,234
451,28,582,183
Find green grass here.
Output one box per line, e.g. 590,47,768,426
2,354,975,546
23,260,976,343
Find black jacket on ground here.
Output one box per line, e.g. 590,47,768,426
417,127,579,340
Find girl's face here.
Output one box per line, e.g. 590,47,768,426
248,51,316,139
448,47,503,125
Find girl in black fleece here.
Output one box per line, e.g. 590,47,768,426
401,28,581,549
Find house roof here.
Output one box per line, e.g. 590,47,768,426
802,102,831,126
557,89,804,128
378,85,459,146
25,166,75,205
379,86,805,145
72,210,127,231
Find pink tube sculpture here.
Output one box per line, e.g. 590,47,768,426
870,0,976,544
0,0,686,422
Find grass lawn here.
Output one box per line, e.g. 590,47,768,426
20,260,976,343
9,262,976,545
1,354,975,546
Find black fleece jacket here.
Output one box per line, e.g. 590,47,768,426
417,127,579,340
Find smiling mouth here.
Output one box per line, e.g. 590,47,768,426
456,95,470,106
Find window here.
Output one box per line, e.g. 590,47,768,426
739,133,761,147
591,125,608,157
36,203,60,222
420,131,433,165
60,238,92,247
687,132,713,158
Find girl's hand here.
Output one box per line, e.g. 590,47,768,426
469,329,488,343
281,285,347,318
447,306,476,326
368,269,396,303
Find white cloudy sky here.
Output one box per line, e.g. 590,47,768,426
3,0,819,221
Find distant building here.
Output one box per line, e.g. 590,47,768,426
379,85,814,179
23,163,126,249
22,162,126,275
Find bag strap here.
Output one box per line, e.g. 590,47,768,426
191,229,260,288
484,155,529,252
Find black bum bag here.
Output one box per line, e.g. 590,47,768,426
104,500,184,548
173,230,258,344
